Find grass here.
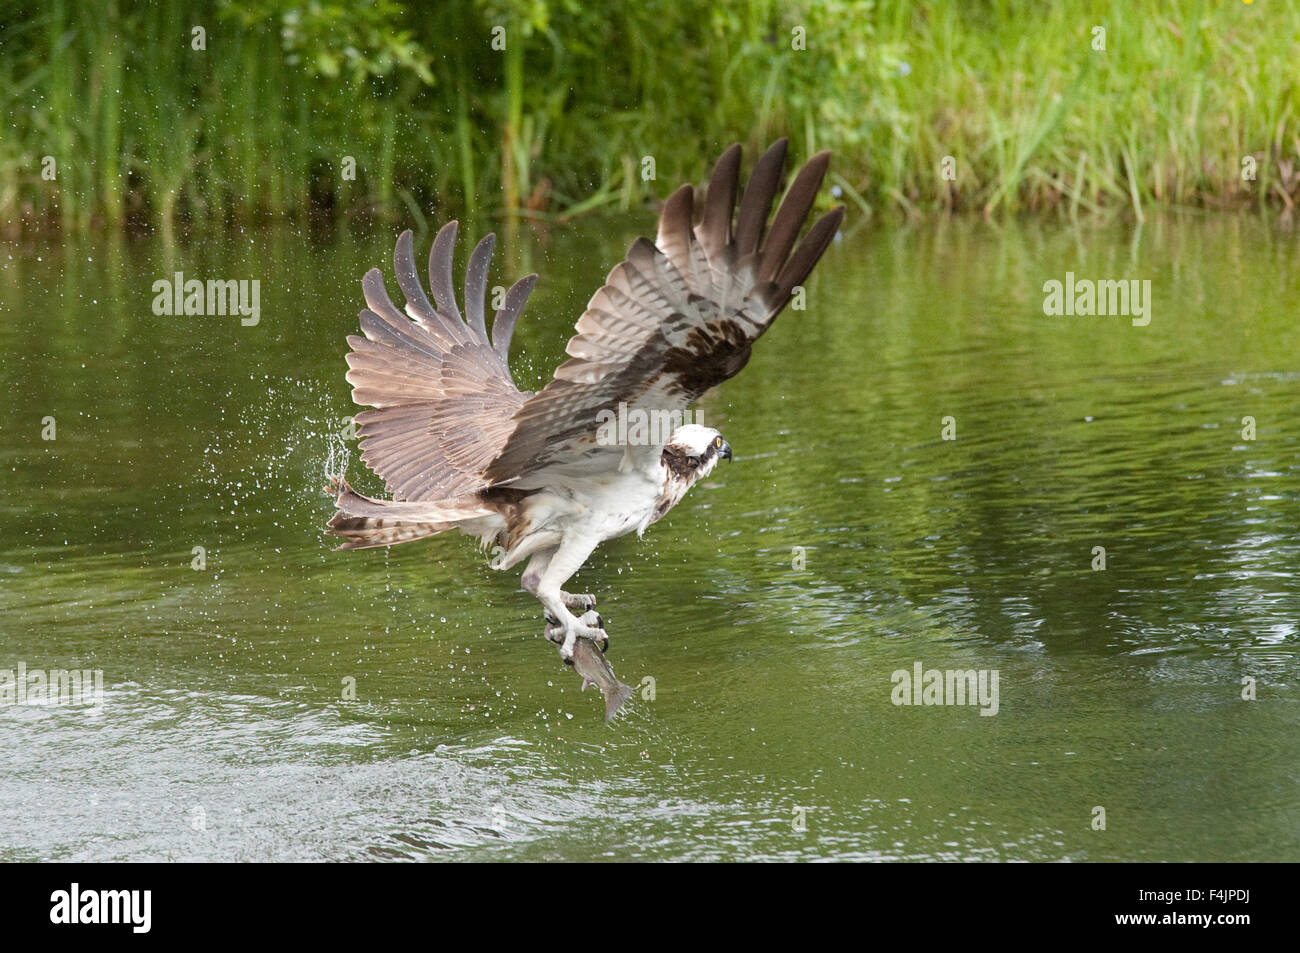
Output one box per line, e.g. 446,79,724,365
1,0,1298,235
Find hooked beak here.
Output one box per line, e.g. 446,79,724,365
720,440,733,461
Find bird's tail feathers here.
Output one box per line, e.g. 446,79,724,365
325,475,494,550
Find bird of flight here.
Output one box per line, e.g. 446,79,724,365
328,139,844,721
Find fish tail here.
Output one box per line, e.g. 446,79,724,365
603,680,635,724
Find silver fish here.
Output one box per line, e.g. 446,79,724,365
568,637,634,724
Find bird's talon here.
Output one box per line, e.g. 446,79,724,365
561,591,597,612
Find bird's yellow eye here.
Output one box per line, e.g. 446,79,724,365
714,437,723,447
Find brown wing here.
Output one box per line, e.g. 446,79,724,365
343,223,537,501
483,139,844,485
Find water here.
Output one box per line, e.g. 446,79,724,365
1,215,1297,861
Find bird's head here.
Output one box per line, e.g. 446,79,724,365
662,424,732,480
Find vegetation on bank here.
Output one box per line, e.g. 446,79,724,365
1,0,1297,235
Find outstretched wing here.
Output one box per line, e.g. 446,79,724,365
484,139,844,485
343,223,537,501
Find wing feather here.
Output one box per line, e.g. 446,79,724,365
484,140,844,485
428,222,467,331
758,150,832,285
342,228,534,501
464,234,494,343
491,274,538,373
732,139,788,257
393,230,441,328
697,144,742,259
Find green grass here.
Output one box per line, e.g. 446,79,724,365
1,0,1297,235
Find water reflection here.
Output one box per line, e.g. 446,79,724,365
1,214,1296,861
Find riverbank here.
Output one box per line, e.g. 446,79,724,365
2,0,1296,236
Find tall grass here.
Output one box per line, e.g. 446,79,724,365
1,0,1297,235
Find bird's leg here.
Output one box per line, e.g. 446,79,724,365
531,538,606,659
525,564,596,614
525,554,601,651
523,554,596,628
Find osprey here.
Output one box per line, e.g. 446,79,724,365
328,140,843,667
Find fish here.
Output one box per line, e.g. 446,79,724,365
567,637,634,724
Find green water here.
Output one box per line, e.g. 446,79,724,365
1,216,1297,861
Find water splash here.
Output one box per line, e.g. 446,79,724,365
324,428,351,489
